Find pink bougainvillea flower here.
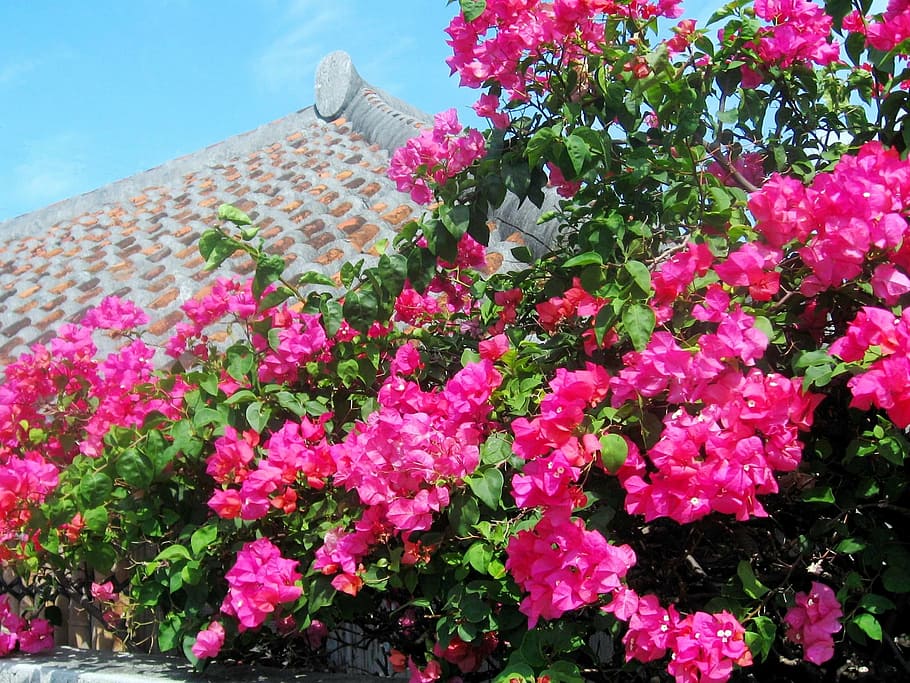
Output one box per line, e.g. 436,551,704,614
17,617,54,654
388,109,486,204
668,610,753,682
304,619,328,647
479,333,510,361
505,509,635,627
220,537,302,631
191,621,225,659
90,581,118,602
408,657,442,683
783,582,843,665
871,263,910,304
81,296,150,332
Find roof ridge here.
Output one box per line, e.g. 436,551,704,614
314,51,433,153
0,108,319,237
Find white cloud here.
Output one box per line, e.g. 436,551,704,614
14,133,89,207
252,2,351,94
0,58,38,86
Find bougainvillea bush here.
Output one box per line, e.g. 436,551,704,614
2,0,910,680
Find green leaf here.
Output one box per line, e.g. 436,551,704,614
82,506,109,534
190,525,219,556
737,560,769,599
745,615,776,661
77,472,113,508
407,246,437,293
217,203,253,226
802,486,836,504
245,401,271,433
157,613,182,652
481,433,513,465
836,538,867,554
539,661,584,683
116,449,153,489
450,495,480,535
226,345,255,381
377,253,408,298
851,613,882,641
192,406,224,429
565,132,590,175
623,260,652,297
440,204,471,240
298,270,336,288
461,594,492,623
858,594,896,615
198,228,240,271
599,433,628,474
502,160,531,201
320,299,344,337
154,544,192,563
622,303,655,351
198,372,220,397
275,391,308,417
469,468,504,511
336,358,361,388
526,127,557,167
343,287,380,332
511,246,535,264
563,252,603,269
258,285,295,311
182,635,201,669
252,253,286,300
459,0,486,22
883,567,910,593
465,542,494,574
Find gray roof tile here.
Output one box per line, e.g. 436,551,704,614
0,52,538,367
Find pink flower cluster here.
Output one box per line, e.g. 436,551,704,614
332,359,501,530
0,298,183,555
511,364,610,510
505,509,635,627
207,416,334,520
394,234,490,330
610,312,821,523
0,595,54,656
316,358,501,593
783,582,843,665
536,278,615,353
387,109,485,204
252,307,331,385
506,364,639,626
829,306,910,428
446,0,681,97
750,0,839,70
81,295,149,332
866,1,910,53
165,277,257,360
220,537,302,631
606,588,753,682
191,621,225,659
749,141,910,298
713,242,782,302
650,242,715,323
314,506,389,596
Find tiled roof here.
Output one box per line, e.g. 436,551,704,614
0,52,539,367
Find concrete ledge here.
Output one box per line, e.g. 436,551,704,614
0,648,380,683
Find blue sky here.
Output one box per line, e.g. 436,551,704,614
0,1,724,222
